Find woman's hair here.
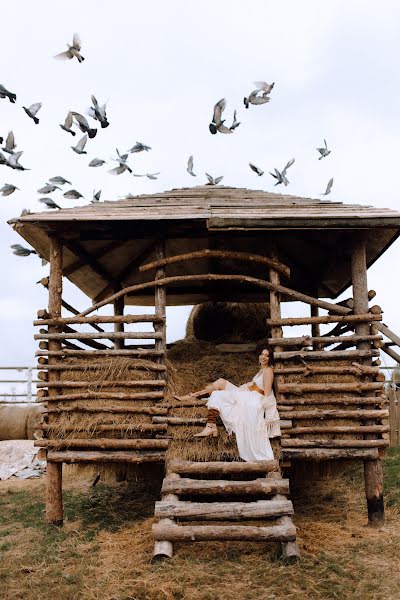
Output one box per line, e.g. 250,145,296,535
255,343,275,366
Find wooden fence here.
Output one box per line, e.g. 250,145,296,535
389,384,400,447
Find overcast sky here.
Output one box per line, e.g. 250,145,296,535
1,0,400,376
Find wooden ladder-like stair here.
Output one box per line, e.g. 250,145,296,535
152,459,299,560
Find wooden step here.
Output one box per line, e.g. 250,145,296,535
47,449,166,463
166,459,279,476
155,498,293,520
152,522,296,542
161,477,289,496
282,448,380,461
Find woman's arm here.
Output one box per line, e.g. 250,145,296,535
262,367,274,396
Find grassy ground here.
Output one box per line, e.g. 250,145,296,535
0,450,399,600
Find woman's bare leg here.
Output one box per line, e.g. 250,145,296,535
174,378,227,401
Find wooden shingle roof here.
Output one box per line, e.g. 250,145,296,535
9,186,400,305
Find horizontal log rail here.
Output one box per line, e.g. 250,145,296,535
34,314,165,327
274,365,381,376
152,416,292,428
154,499,294,520
278,396,387,406
35,332,161,341
281,439,388,448
166,460,279,475
35,438,169,450
268,334,382,347
275,409,388,419
283,425,389,435
42,423,167,433
277,382,384,394
266,313,382,327
152,522,296,543
282,448,380,461
273,349,379,361
38,391,164,401
139,249,291,278
77,274,351,318
45,406,169,415
36,349,164,357
47,450,166,463
37,380,166,389
161,477,289,496
36,362,167,372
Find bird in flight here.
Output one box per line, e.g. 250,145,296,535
37,184,61,194
89,157,106,167
316,139,331,160
72,112,97,138
8,151,29,171
269,158,295,186
205,173,224,185
11,244,38,257
133,172,160,180
55,33,85,63
129,142,151,153
2,131,16,154
63,189,84,199
321,177,334,196
89,95,109,128
60,111,76,136
0,84,16,103
249,163,264,176
109,149,132,175
0,183,19,196
49,176,71,185
244,81,274,108
71,134,88,155
23,102,42,125
39,197,61,209
91,189,102,203
187,155,196,177
209,98,234,135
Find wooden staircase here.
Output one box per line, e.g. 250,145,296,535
153,459,299,560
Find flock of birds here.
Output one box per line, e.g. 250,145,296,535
2,33,334,261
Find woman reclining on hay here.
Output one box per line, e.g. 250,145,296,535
175,348,280,462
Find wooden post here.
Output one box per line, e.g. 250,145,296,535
46,237,63,526
154,241,167,384
113,296,124,350
351,235,384,525
310,304,323,351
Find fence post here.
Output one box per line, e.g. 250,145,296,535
27,367,33,403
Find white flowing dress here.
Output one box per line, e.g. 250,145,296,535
207,370,281,462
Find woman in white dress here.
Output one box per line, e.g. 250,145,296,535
174,348,280,462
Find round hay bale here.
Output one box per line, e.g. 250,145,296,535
0,405,42,440
186,302,270,343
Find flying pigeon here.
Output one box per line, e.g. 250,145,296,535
244,81,274,109
91,189,101,203
8,151,29,171
39,197,61,209
249,163,264,176
63,189,84,199
0,183,19,196
37,184,61,194
48,176,71,185
71,112,97,138
89,95,109,128
321,177,334,196
316,139,331,160
60,111,76,136
187,155,196,177
71,134,88,155
23,102,42,125
11,244,37,257
55,33,85,63
89,157,106,167
205,173,224,185
133,172,160,180
108,149,132,175
0,152,7,165
129,142,151,153
2,131,16,154
230,110,240,131
0,84,16,103
269,158,295,186
209,98,233,135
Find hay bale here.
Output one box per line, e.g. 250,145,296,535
0,405,43,440
186,302,270,343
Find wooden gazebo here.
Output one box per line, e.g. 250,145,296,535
9,186,400,557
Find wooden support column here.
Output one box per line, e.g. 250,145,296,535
46,237,63,526
154,241,167,383
310,303,323,351
269,249,286,410
351,234,384,526
113,296,124,349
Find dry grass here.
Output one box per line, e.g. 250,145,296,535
0,450,399,600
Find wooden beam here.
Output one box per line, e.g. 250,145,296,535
35,438,169,450
63,239,121,292
152,523,296,542
284,425,389,435
281,439,388,448
282,448,380,461
36,349,163,358
140,249,290,278
274,349,379,361
33,314,164,327
35,332,161,341
266,313,381,327
47,450,166,463
114,296,124,350
63,239,128,277
268,334,382,347
166,460,279,476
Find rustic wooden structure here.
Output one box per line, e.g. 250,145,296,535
9,185,400,555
